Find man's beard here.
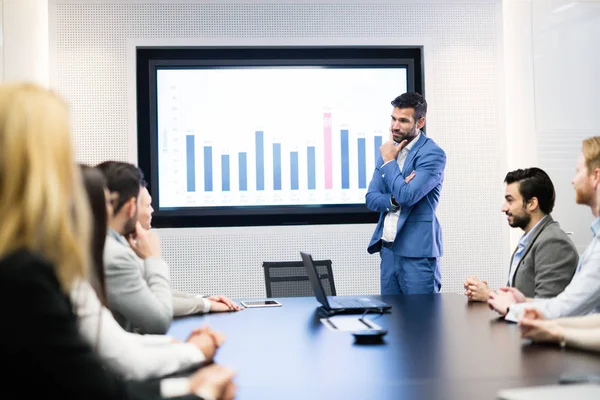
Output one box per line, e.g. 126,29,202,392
392,126,418,144
508,211,531,230
575,186,593,205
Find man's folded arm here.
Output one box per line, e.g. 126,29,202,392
381,147,446,208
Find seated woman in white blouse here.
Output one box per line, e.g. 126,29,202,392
74,165,226,381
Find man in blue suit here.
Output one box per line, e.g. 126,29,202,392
366,92,446,295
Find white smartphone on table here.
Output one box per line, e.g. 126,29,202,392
240,300,282,308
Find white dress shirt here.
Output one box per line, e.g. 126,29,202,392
381,132,421,243
506,217,600,322
71,280,205,381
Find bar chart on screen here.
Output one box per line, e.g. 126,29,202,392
156,67,407,209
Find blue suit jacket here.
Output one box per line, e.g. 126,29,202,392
366,134,446,258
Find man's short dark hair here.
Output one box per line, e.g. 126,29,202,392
391,92,427,121
504,167,555,214
96,161,146,214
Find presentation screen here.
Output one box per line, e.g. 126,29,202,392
137,47,423,227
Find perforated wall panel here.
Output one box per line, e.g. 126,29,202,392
158,224,378,298
50,0,508,298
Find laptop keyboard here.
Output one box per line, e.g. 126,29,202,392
329,298,381,309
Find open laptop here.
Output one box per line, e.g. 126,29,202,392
300,251,391,313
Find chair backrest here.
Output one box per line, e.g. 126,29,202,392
262,259,337,298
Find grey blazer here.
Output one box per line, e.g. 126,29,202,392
103,229,173,334
510,215,578,298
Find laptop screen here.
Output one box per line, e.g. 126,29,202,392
300,251,331,309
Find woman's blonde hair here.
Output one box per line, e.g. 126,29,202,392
0,83,90,292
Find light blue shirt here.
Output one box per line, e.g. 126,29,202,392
507,216,548,286
108,227,128,245
506,217,600,321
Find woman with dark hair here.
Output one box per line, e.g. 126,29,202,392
74,164,231,387
80,165,110,304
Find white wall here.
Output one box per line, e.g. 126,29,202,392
502,0,538,252
46,0,510,298
499,0,600,269
531,0,600,253
6,0,597,299
1,0,49,86
7,0,517,298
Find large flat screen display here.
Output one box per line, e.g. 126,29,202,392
137,47,423,227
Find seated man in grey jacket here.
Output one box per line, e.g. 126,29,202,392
135,184,242,316
488,138,600,321
464,167,578,302
98,161,241,334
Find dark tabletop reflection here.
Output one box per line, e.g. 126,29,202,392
168,294,600,400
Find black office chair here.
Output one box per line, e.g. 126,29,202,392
263,259,337,298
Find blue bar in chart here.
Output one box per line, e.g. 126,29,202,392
358,138,366,189
307,146,316,190
255,131,264,191
341,130,349,189
273,143,281,190
238,153,247,191
290,151,299,190
374,135,382,166
203,146,212,192
186,135,195,192
221,155,230,191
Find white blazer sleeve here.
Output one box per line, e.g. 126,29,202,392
71,281,205,381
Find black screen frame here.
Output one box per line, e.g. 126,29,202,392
136,46,424,228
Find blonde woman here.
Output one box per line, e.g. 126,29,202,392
0,83,234,400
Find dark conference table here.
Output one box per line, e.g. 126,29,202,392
167,294,600,399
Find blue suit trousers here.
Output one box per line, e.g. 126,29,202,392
380,247,441,295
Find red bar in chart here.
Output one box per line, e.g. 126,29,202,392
323,112,333,189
